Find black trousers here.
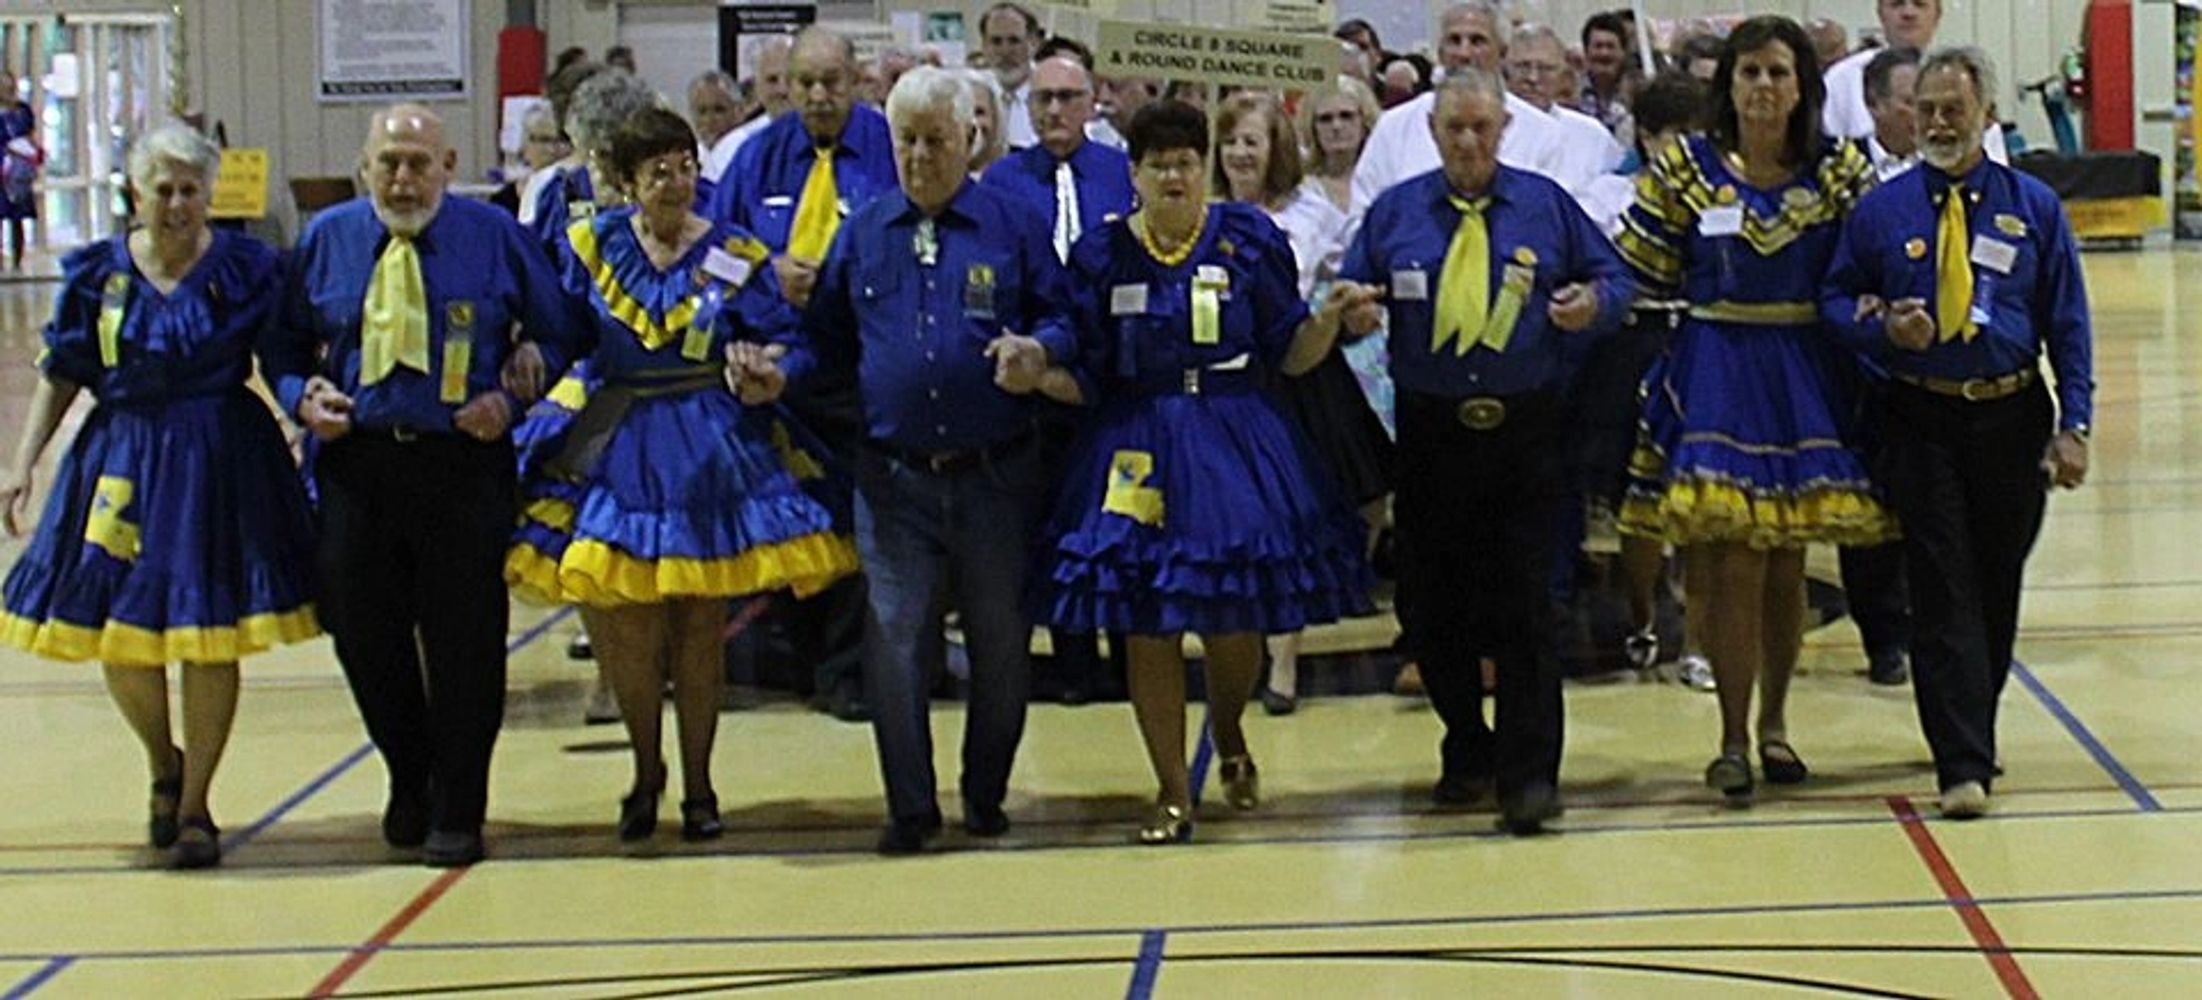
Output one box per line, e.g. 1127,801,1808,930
1840,379,1912,661
1883,380,2052,791
1394,391,1567,795
315,432,515,833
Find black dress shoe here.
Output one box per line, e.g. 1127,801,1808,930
1498,783,1563,836
382,789,431,849
618,786,662,842
680,795,724,841
423,829,485,867
1432,771,1493,807
171,817,222,870
1868,650,1910,686
148,748,184,849
876,815,942,856
963,804,1010,838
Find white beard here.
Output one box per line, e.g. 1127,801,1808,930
372,192,444,237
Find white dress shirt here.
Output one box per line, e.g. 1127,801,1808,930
1002,77,1038,150
1263,181,1350,301
1825,49,2008,164
1548,104,1628,198
1350,89,1564,215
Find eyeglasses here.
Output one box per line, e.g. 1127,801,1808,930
639,157,700,186
1507,61,1565,79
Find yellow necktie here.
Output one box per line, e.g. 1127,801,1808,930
786,147,840,262
1432,195,1490,357
1936,184,1976,343
359,234,430,385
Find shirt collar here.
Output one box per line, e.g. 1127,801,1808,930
1925,153,1995,200
1429,165,1515,210
886,180,980,227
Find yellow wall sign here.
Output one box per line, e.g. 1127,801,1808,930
1094,19,1337,91
209,147,269,220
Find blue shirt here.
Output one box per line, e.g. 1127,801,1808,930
707,106,899,255
1068,202,1306,390
266,196,591,433
42,230,281,405
1340,166,1633,398
805,181,1078,452
557,207,808,383
978,140,1137,244
1821,157,2093,433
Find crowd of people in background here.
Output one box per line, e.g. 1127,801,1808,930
0,1,2092,868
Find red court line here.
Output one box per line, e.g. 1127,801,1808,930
307,866,471,998
1885,796,2040,1000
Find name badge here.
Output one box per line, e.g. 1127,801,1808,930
1110,283,1149,316
965,262,998,320
1392,269,1429,301
702,246,754,287
1194,264,1230,294
1698,205,1745,237
1969,235,2018,276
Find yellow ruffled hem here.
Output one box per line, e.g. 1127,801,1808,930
505,533,859,607
1619,479,1896,550
0,605,321,667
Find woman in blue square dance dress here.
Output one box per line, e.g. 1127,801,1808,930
0,126,319,869
0,69,37,272
1615,17,1894,803
1037,101,1377,845
505,108,857,843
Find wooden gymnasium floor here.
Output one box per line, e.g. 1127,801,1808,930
0,246,2196,998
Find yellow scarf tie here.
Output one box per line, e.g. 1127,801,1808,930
1432,195,1490,357
1936,184,1976,343
786,148,841,262
359,234,431,384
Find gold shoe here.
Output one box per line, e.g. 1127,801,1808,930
1219,755,1260,810
1135,803,1193,845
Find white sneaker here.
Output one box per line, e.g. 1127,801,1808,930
1676,654,1716,692
1939,781,1989,819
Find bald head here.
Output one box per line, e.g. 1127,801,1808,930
1031,56,1094,157
366,103,448,153
363,102,455,235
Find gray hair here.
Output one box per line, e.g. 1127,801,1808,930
688,69,737,97
957,68,1006,165
1921,45,1999,110
568,70,661,153
1442,3,1508,47
792,25,857,67
127,123,222,185
1508,22,1564,56
886,66,973,129
521,102,559,134
1432,66,1508,107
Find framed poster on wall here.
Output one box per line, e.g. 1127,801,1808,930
317,0,469,102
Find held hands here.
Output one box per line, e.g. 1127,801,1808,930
297,376,356,443
1330,280,1386,336
2042,431,2089,490
501,342,547,403
1546,282,1599,332
726,341,790,405
985,330,1049,395
453,392,514,441
773,254,821,309
0,466,30,538
1885,298,1936,352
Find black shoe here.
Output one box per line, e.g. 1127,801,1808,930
618,785,662,842
567,633,594,660
1259,688,1298,716
171,817,222,870
876,815,942,856
1759,740,1810,785
828,681,874,723
382,789,431,849
1868,650,1910,686
148,747,184,849
423,829,484,867
1432,771,1493,807
1056,683,1090,707
1498,784,1562,836
963,804,1011,838
680,794,724,842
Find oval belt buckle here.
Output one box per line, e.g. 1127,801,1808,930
1457,397,1507,431
1959,378,1989,403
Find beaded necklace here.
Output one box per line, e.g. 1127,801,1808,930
1133,205,1208,267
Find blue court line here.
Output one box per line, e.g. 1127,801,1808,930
1125,930,1166,1000
4,886,2199,967
1188,704,1216,806
222,607,576,855
0,957,72,999
2011,660,2163,812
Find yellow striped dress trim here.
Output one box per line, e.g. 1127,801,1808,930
507,533,859,607
0,606,321,667
566,219,698,352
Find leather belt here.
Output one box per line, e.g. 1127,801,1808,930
1131,367,1260,397
868,429,1033,474
1893,367,2038,402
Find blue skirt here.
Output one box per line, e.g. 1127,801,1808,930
1,391,320,665
1038,387,1374,636
506,373,857,606
1620,319,1893,549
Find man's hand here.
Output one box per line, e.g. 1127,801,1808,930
453,391,514,441
985,330,1049,395
1547,282,1599,332
727,341,789,404
773,254,821,309
501,342,547,403
2042,431,2089,489
1886,298,1935,351
298,376,356,442
1336,281,1387,336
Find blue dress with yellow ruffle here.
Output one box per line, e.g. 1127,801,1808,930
504,208,857,606
1037,204,1374,636
1614,136,1893,549
1,231,320,665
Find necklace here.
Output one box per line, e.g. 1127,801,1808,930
1135,207,1207,268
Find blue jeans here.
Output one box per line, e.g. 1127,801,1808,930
855,437,1042,824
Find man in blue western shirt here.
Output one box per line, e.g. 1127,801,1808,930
712,26,900,722
794,67,1081,856
265,104,588,867
978,56,1135,264
1822,48,2092,821
1339,71,1632,835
